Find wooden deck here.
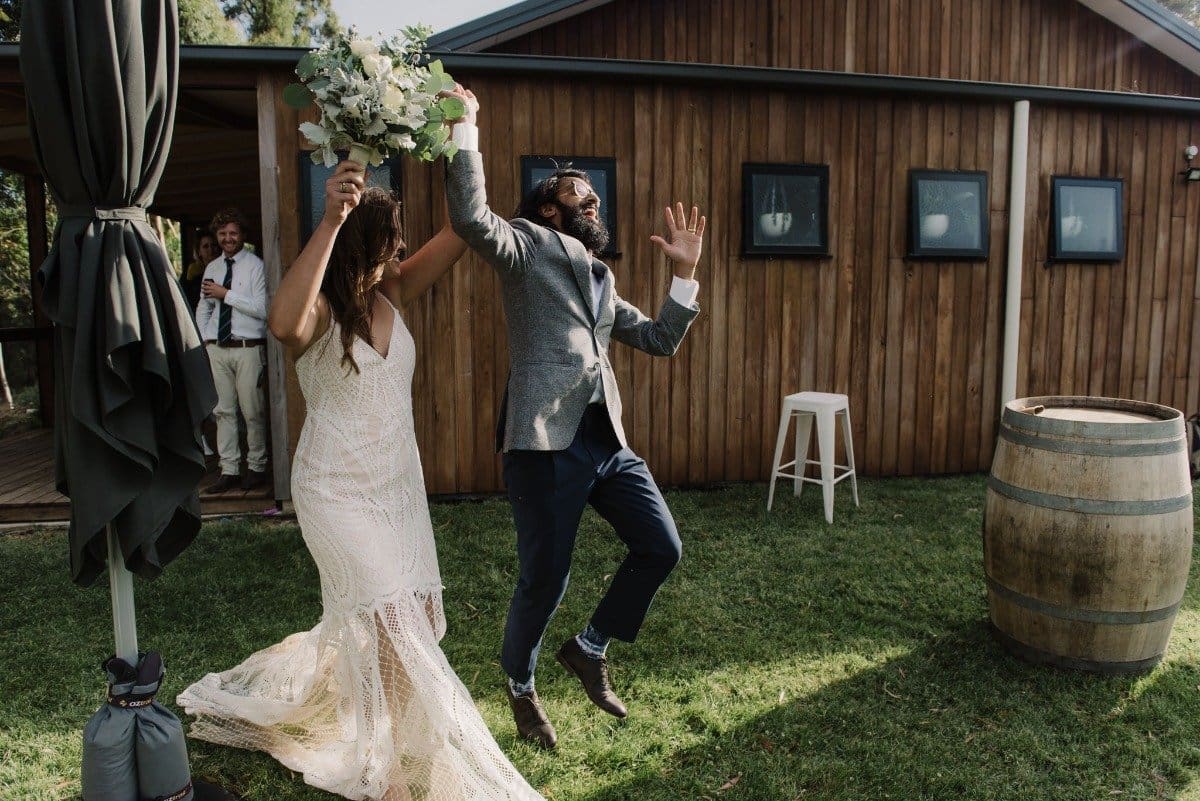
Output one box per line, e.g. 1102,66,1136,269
0,428,275,524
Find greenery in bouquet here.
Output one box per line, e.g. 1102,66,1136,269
283,24,466,167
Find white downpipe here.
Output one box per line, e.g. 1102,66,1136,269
1002,100,1030,405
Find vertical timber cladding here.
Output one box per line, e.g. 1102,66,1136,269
1017,105,1200,422
270,3,1200,492
492,0,1200,97
391,73,1024,492
385,77,1200,492
281,91,1200,493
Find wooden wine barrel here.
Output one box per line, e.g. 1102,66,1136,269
984,396,1194,674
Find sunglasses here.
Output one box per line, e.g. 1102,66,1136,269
554,178,595,200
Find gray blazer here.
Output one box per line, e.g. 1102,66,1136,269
447,151,700,453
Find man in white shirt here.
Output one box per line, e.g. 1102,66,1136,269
195,208,269,493
444,87,706,749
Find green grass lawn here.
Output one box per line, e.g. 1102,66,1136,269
2,476,1200,801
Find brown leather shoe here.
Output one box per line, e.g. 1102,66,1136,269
555,637,628,718
241,469,269,491
506,685,557,749
204,473,241,495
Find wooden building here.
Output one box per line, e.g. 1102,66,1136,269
0,0,1198,505
410,0,1200,492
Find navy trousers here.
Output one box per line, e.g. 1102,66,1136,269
500,404,682,684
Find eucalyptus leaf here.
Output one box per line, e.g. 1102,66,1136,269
283,83,314,110
439,97,466,119
296,52,319,80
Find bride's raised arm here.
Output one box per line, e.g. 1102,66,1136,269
268,160,364,353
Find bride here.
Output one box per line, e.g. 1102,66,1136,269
178,128,545,799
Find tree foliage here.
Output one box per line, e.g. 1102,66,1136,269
0,170,47,397
0,0,19,41
221,0,339,46
1157,0,1200,26
0,0,339,45
179,0,241,45
0,171,31,331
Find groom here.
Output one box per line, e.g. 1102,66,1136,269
445,88,706,749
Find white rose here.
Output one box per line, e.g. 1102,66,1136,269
361,53,390,77
382,87,406,108
387,132,415,151
348,38,379,58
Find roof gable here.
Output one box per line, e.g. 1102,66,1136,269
431,0,1200,79
1078,0,1200,77
429,0,613,52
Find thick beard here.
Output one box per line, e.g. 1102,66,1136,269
557,201,609,253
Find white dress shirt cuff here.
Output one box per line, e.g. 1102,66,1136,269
451,123,479,152
669,276,700,307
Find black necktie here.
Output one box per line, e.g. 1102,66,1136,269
217,257,234,343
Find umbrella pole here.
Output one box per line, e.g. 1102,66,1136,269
106,525,138,662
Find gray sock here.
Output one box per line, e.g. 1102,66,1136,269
508,675,535,697
576,622,610,659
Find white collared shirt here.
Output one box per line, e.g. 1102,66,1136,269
195,247,268,341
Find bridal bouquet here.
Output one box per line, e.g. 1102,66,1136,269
284,24,466,167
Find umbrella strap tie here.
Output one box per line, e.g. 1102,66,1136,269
106,687,157,708
59,204,148,222
145,780,193,801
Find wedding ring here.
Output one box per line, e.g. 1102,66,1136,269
339,180,349,192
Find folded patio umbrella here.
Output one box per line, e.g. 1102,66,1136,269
20,1,222,798
21,0,215,589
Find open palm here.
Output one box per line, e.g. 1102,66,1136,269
650,202,706,269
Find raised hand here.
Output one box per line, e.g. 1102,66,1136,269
323,160,365,228
650,202,706,278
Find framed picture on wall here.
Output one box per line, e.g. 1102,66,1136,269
908,169,989,260
1049,176,1124,262
741,162,830,256
300,153,402,240
520,155,618,256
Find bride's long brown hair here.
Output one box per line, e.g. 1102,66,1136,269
321,187,405,374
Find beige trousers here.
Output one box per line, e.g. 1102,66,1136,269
207,343,267,475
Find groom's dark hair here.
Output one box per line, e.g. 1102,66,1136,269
513,165,592,225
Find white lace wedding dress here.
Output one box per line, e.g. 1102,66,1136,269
178,298,544,801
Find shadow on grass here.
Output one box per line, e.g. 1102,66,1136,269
580,624,1200,801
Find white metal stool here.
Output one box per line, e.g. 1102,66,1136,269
767,391,859,522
